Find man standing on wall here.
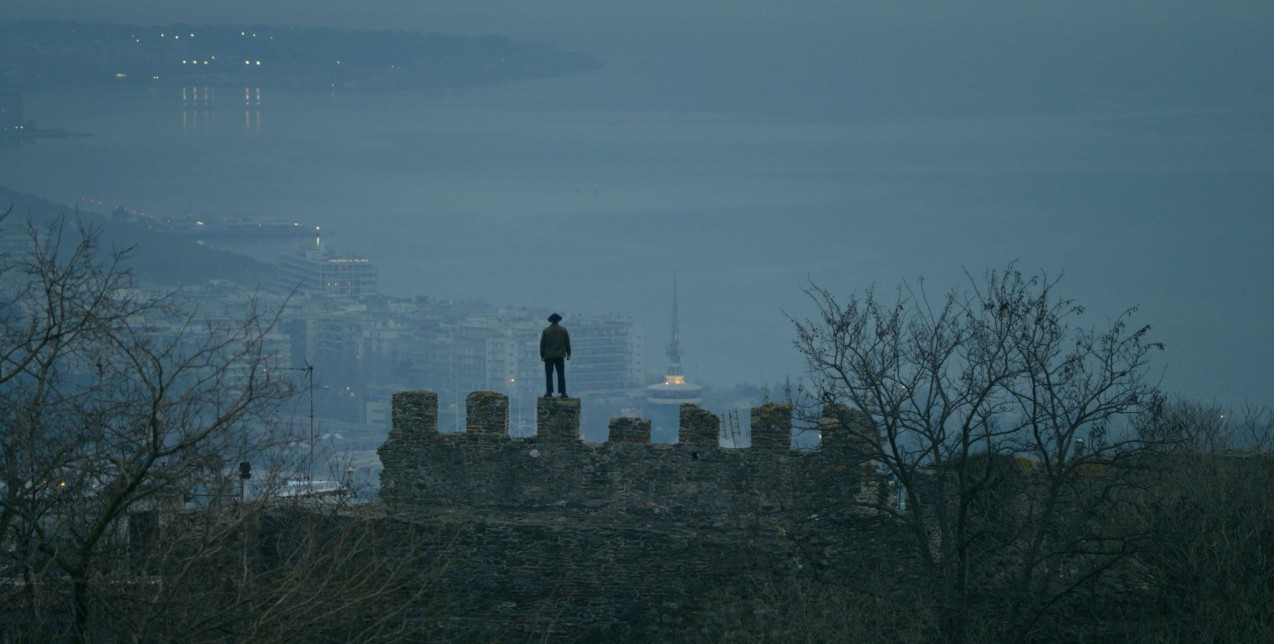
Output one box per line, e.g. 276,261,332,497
540,313,571,398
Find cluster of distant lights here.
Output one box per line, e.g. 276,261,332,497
177,56,263,66
81,197,320,233
115,30,362,77
132,31,272,40
179,60,263,66
125,31,269,67
81,197,170,224
108,29,382,83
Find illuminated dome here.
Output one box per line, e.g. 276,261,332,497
645,379,704,406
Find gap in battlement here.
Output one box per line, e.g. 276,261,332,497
388,390,856,453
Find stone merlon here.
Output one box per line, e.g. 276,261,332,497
378,390,885,522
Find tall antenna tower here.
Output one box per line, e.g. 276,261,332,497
644,273,704,440
666,272,684,380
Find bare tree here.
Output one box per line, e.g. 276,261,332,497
1133,400,1274,641
0,210,439,641
789,265,1163,643
0,208,294,638
109,498,444,643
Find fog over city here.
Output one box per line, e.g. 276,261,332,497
2,0,1272,407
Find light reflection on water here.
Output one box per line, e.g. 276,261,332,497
173,86,265,134
2,71,1272,404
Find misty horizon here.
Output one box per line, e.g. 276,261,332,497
1,3,1271,408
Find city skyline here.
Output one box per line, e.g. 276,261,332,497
3,1,1272,409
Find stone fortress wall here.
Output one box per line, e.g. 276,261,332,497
373,391,893,640
379,391,885,522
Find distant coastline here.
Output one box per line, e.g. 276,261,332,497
0,20,602,91
1,185,278,288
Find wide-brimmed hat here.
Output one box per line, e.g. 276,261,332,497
547,313,562,323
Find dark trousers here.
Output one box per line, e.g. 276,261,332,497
544,358,566,396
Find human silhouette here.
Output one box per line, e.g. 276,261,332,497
540,313,571,398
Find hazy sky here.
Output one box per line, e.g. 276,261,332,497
4,0,1273,407
11,1,1271,23
10,2,1272,106
10,1,1273,43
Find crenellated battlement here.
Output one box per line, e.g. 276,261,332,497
371,390,895,639
384,390,823,449
378,390,885,524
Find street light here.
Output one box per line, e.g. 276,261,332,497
238,461,252,504
285,362,315,482
510,378,522,434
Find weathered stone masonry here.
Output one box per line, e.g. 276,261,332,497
375,391,890,641
380,391,880,520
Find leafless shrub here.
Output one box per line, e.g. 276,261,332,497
788,265,1163,643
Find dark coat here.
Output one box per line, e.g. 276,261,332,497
540,323,571,360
